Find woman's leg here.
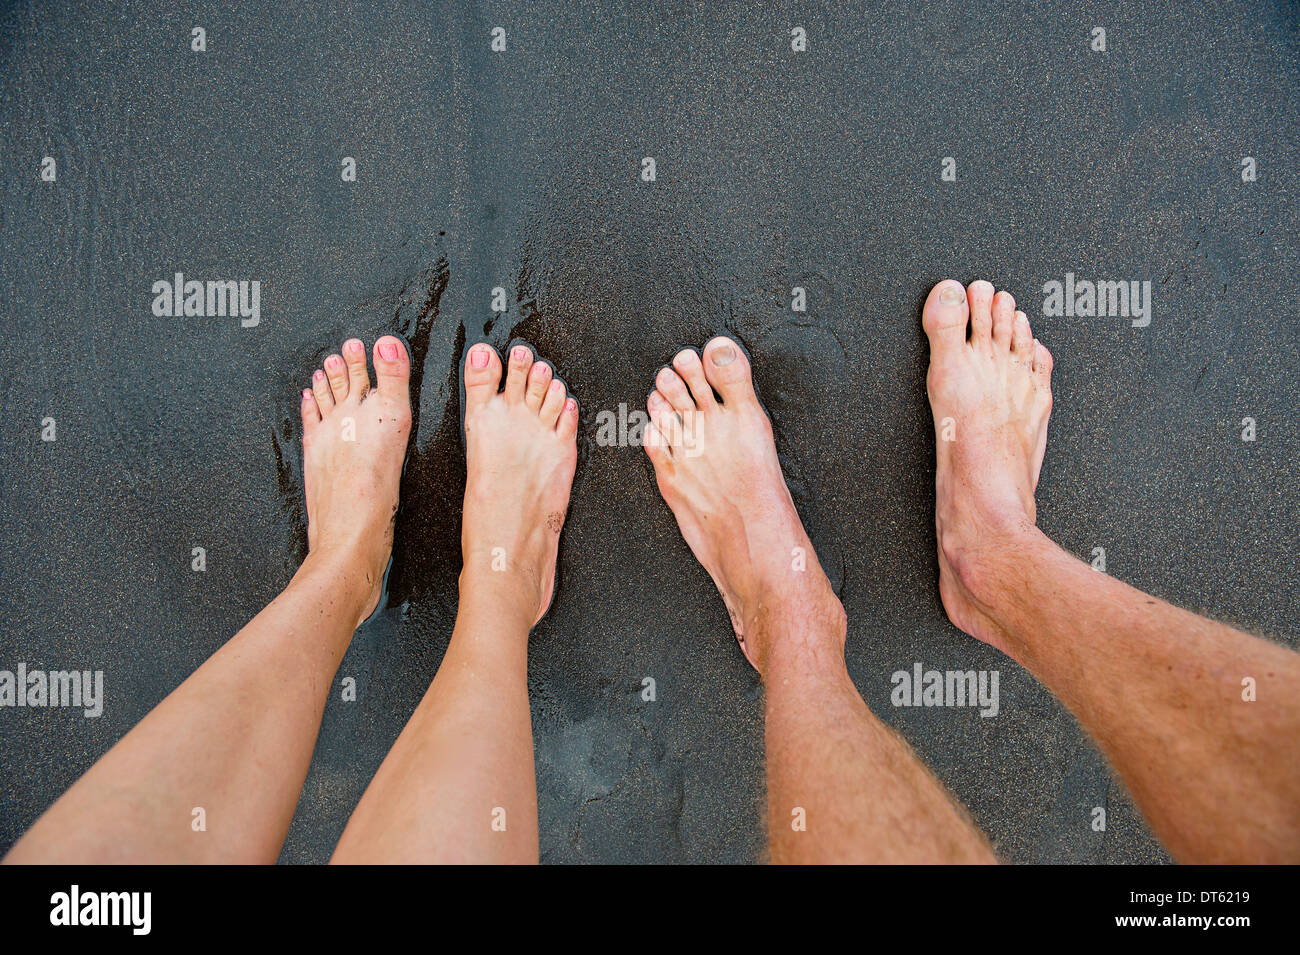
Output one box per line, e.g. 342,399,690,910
332,343,578,864
4,336,412,863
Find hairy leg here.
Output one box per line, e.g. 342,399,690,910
923,278,1300,863
645,338,995,863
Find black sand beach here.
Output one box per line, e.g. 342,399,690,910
1,0,1297,862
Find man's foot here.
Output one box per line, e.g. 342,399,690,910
921,279,1054,650
460,343,579,626
644,337,844,674
300,336,413,626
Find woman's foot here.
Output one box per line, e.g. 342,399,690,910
921,279,1054,651
300,336,413,627
644,337,844,674
460,343,579,627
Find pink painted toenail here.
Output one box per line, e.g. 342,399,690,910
940,284,965,305
314,370,325,380
327,356,342,368
346,339,363,353
302,389,312,400
513,346,529,361
470,346,489,369
711,344,736,366
379,341,398,360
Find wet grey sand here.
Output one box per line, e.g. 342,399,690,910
2,1,1298,862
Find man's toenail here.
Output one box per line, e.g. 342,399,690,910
379,341,398,361
513,346,529,361
470,346,489,369
712,344,736,366
940,284,965,305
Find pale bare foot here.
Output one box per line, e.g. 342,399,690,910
921,279,1054,651
644,337,844,674
460,343,579,626
300,336,412,627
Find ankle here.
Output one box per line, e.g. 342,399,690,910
294,549,375,623
939,521,1046,609
748,581,848,678
939,525,1068,668
309,523,391,579
458,565,540,629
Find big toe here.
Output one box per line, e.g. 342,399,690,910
702,336,757,406
464,342,503,406
922,280,970,359
374,335,411,401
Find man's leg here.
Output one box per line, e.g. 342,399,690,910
4,337,413,863
643,339,995,863
922,278,1300,864
332,343,578,864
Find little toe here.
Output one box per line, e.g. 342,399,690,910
1033,338,1054,383
647,391,681,452
301,388,321,430
643,419,673,466
556,396,579,440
